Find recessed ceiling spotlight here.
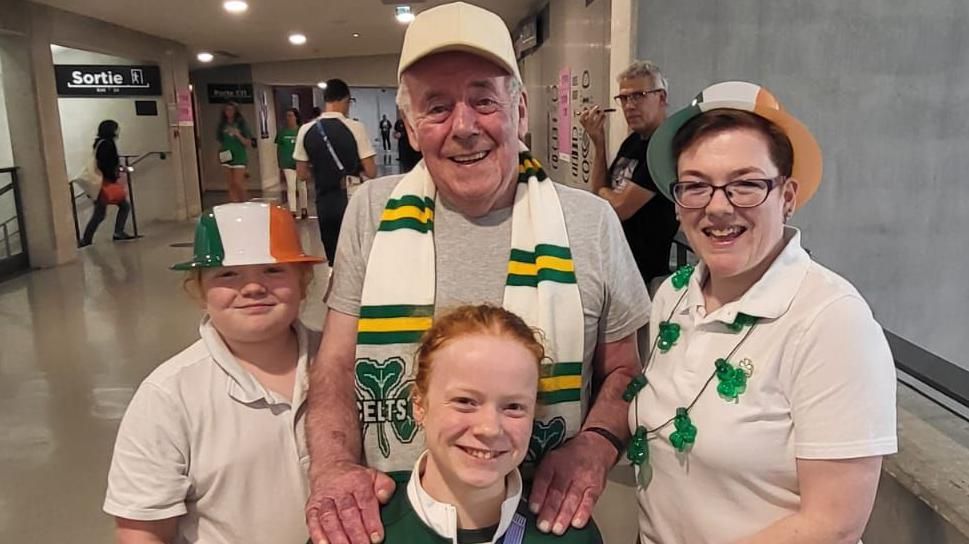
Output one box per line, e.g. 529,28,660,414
395,6,415,24
197,52,214,63
223,1,248,13
317,81,328,89
289,33,307,45
352,33,361,38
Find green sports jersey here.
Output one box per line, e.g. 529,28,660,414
275,127,299,170
379,472,604,544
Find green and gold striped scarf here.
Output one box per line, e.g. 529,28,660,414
354,152,585,473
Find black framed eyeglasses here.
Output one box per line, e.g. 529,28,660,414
613,89,663,106
671,177,785,209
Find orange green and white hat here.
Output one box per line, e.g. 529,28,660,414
646,81,823,206
171,202,324,270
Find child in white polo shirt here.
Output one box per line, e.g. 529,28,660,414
104,202,324,543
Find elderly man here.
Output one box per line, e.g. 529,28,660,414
304,3,649,543
579,61,678,293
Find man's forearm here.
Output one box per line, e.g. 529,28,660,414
581,335,639,442
581,364,636,442
306,366,361,472
305,311,363,477
588,140,609,194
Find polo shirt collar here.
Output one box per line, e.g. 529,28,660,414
319,111,347,121
685,226,811,325
406,451,524,544
199,316,311,406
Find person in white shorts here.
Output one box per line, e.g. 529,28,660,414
276,108,309,219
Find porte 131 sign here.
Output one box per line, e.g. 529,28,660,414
54,65,162,97
207,84,254,104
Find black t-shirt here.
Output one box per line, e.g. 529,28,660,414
394,118,422,171
608,133,679,282
303,117,362,194
380,119,392,134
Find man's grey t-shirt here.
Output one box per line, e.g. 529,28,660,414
326,175,650,464
327,176,650,470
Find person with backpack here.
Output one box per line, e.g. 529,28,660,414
294,79,377,264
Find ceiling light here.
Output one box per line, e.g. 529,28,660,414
223,1,248,14
289,33,307,45
317,81,328,89
395,6,415,24
197,52,214,63
352,33,360,38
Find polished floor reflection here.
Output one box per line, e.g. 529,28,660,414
0,216,638,542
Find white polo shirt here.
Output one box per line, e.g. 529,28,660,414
104,317,321,544
293,111,376,163
629,228,897,544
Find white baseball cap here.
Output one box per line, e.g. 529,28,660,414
397,1,522,83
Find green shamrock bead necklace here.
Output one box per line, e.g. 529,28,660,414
625,264,759,489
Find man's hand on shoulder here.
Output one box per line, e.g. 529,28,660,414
528,431,615,536
306,461,396,544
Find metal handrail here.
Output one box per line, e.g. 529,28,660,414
0,166,28,277
1,216,18,258
120,151,167,168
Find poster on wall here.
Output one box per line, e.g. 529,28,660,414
54,65,162,97
207,83,254,104
176,89,194,126
557,67,571,163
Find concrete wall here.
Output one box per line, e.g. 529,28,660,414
520,0,612,189
0,54,12,169
0,0,199,267
636,0,969,371
0,52,14,233
249,54,400,88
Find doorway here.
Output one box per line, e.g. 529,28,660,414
273,86,315,127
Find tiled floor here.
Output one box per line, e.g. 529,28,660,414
0,216,639,542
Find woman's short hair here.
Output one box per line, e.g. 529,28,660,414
671,109,794,177
412,304,546,401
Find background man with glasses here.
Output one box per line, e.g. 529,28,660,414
579,60,679,294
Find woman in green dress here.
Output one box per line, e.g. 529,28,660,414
216,101,255,202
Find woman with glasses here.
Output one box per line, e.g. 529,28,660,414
626,82,897,544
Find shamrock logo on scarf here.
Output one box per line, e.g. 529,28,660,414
526,416,567,463
355,357,419,458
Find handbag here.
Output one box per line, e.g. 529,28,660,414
100,173,128,205
73,140,104,199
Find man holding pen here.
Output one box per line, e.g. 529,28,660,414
579,60,678,294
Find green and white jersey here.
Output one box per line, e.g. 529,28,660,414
379,454,603,544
